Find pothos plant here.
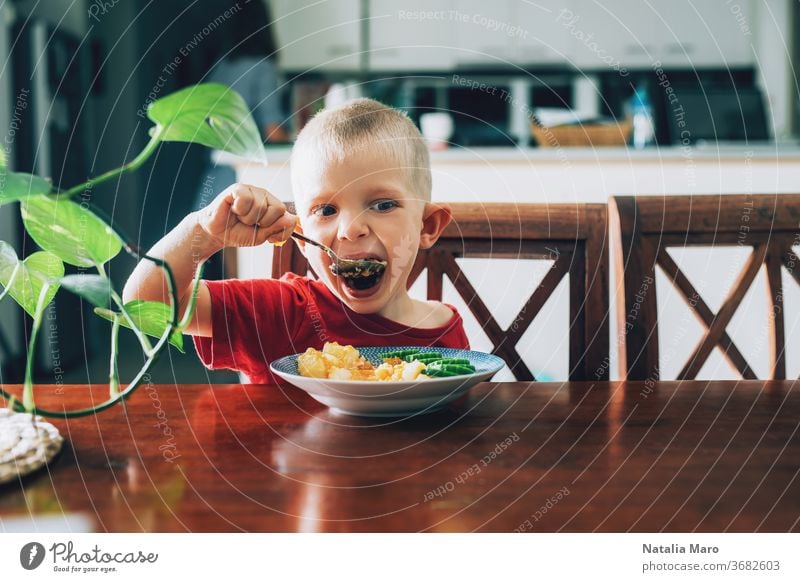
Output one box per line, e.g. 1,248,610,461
0,83,267,418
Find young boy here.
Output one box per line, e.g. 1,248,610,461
123,98,469,383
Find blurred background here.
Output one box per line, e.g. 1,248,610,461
0,0,797,384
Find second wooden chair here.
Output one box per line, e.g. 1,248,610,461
611,194,800,381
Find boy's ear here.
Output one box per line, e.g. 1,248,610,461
419,203,452,250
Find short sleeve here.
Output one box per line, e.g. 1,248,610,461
193,278,305,378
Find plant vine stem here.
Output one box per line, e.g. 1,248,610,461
58,126,163,200
94,264,153,354
109,315,120,397
179,261,205,330
23,284,51,412
1,317,172,418
2,172,182,418
1,254,176,418
148,256,179,329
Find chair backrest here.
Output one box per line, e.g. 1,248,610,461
273,202,610,381
610,194,800,381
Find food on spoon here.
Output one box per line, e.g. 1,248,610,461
330,258,388,278
329,257,388,292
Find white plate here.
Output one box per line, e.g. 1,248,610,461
270,347,504,417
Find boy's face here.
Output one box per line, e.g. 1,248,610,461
295,149,439,318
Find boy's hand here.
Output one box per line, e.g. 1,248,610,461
199,183,298,249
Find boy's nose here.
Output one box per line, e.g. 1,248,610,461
336,212,370,241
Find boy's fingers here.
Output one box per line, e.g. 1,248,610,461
265,213,299,243
252,225,274,246
239,200,267,226
282,212,300,230
256,204,288,229
230,189,254,218
203,185,292,246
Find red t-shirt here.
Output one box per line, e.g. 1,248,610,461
193,273,470,384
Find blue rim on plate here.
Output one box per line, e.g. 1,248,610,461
270,346,505,380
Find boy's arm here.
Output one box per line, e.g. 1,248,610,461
122,183,298,337
122,213,219,336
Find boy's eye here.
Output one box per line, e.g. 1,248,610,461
311,204,337,217
370,199,398,212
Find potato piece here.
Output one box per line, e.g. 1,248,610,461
322,342,358,367
297,343,432,382
374,363,393,381
298,348,327,378
402,360,426,381
323,353,342,368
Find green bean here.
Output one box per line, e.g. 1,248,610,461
404,352,442,363
380,349,420,359
424,362,476,377
433,358,472,366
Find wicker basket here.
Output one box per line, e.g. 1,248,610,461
531,119,632,148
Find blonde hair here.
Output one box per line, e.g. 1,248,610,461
291,98,432,202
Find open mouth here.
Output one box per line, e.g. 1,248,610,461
331,257,387,292
342,270,384,291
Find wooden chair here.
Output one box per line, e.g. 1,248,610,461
610,194,800,381
273,202,610,381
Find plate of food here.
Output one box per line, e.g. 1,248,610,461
270,342,505,417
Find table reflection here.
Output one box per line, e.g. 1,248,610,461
187,383,486,531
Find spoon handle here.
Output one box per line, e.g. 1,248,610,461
291,231,335,258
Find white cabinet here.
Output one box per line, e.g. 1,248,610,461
274,0,757,72
453,1,573,66
272,0,361,72
569,0,658,69
369,0,575,70
368,0,458,71
452,1,516,65
657,0,754,68
516,0,575,65
570,0,754,70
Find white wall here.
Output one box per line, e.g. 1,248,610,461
754,0,794,139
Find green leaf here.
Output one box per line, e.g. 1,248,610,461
0,240,16,273
0,243,64,316
94,300,184,352
58,274,112,308
0,148,6,168
0,171,51,206
21,195,123,267
147,83,267,163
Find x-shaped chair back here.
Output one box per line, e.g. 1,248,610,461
611,194,800,380
273,202,610,381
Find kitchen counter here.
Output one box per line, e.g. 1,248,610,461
217,142,800,166
216,142,800,203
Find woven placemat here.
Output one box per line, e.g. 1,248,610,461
0,408,63,485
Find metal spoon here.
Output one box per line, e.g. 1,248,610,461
290,232,387,278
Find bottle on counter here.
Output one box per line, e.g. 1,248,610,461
629,85,655,149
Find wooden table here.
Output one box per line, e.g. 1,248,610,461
1,380,798,532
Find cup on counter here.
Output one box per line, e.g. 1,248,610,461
419,112,454,151
324,82,364,109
